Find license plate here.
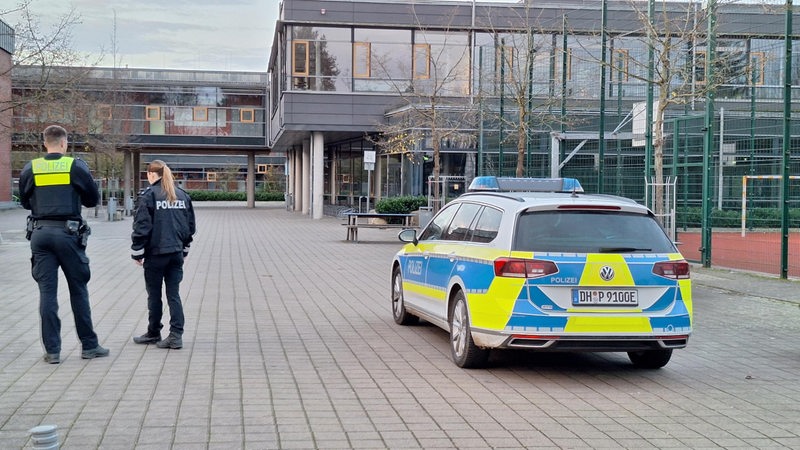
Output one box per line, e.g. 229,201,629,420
571,289,638,306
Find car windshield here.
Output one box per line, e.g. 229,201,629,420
513,210,676,253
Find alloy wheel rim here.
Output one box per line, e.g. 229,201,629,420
452,300,467,357
392,274,402,317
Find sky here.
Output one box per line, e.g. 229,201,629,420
4,0,279,72
2,0,524,73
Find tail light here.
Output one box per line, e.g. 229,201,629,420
494,258,558,278
653,260,690,279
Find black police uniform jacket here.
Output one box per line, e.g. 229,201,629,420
131,179,196,260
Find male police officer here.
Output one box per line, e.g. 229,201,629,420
18,125,109,364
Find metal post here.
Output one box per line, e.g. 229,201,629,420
29,425,59,449
499,38,505,176
718,107,724,210
780,0,792,279
527,33,534,177
478,46,484,177
598,0,608,193
701,0,717,268
645,0,655,191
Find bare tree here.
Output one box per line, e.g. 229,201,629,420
566,0,765,216
474,6,571,178
368,7,476,211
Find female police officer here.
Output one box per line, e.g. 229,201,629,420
131,160,196,349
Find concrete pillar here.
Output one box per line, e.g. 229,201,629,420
302,140,311,215
293,149,302,212
329,150,337,205
123,150,133,215
133,152,142,191
311,132,324,219
246,152,255,208
375,155,383,203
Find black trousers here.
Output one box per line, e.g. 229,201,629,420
143,252,185,336
30,225,99,354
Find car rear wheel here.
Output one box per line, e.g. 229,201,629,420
392,266,418,325
628,349,672,369
449,290,489,368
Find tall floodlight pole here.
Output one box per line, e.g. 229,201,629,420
701,0,717,268
645,0,655,192
598,0,608,193
500,39,505,176
479,47,484,176
780,0,793,279
527,32,535,177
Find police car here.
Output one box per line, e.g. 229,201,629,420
390,177,691,369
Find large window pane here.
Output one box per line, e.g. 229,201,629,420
290,26,351,92
354,28,412,92
412,31,470,96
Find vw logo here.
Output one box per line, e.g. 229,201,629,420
599,266,615,281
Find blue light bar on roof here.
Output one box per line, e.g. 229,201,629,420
467,176,584,193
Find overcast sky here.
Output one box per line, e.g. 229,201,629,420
1,0,541,73
4,0,277,72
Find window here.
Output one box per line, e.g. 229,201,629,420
353,42,371,78
513,211,675,253
443,203,481,241
240,108,255,123
419,203,459,241
145,106,161,120
193,107,208,122
497,45,514,81
413,44,431,79
97,105,112,120
555,48,573,81
470,207,502,243
613,49,630,81
257,164,268,174
292,40,309,76
750,52,766,85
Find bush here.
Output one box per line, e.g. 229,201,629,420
375,196,428,224
185,191,284,202
375,196,428,214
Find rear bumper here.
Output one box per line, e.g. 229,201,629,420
472,329,689,351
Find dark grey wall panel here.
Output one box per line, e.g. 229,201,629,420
282,92,402,132
282,0,799,37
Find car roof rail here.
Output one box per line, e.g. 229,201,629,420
467,176,584,193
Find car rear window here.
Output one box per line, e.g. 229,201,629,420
513,210,677,253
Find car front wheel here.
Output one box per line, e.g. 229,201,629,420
392,266,418,325
628,349,672,369
449,290,489,368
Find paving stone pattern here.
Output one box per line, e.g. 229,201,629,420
0,203,799,449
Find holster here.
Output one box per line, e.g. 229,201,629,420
25,216,33,241
78,222,91,247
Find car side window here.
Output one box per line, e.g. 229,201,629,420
443,203,481,241
418,203,460,241
469,206,502,243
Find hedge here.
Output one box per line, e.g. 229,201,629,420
185,191,285,201
677,207,800,228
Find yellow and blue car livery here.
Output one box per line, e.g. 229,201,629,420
391,177,692,368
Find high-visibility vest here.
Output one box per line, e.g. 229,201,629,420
30,156,79,218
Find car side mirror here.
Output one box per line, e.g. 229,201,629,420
398,228,418,245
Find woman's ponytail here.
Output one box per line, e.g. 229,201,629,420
148,160,177,203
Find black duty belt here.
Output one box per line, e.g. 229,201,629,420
35,219,68,227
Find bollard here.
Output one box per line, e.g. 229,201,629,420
29,424,59,450
107,197,117,221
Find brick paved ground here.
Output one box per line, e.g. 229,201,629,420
0,203,799,449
